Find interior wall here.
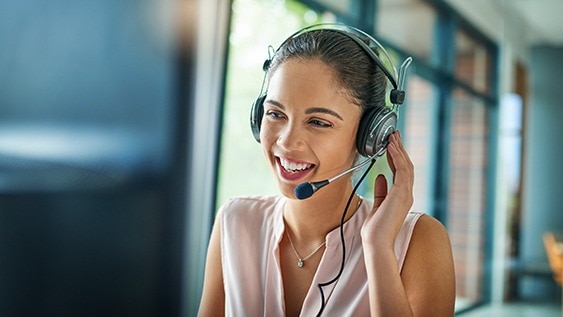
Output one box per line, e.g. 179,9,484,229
519,45,563,300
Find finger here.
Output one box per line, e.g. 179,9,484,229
387,132,414,189
396,131,414,172
395,131,415,187
388,133,407,183
373,174,388,208
386,132,397,173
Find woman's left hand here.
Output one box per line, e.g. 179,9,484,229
360,131,414,250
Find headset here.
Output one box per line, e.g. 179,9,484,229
249,23,412,158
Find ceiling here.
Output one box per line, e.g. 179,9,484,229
502,0,563,45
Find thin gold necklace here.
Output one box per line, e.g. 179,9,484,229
286,197,362,268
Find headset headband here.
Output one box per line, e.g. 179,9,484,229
264,23,412,106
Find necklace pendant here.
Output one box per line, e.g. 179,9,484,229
297,259,304,268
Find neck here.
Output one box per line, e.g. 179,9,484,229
283,179,361,242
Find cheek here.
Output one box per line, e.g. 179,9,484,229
259,120,276,145
333,138,358,162
334,128,360,163
259,121,282,162
311,129,358,163
335,121,359,146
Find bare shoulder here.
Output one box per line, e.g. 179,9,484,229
411,214,451,245
401,214,456,316
405,214,453,269
198,208,226,316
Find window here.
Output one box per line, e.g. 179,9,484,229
312,0,352,15
448,88,489,309
455,30,493,94
377,0,498,312
376,0,436,61
216,0,332,207
402,75,437,213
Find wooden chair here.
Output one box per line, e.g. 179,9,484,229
543,231,563,317
544,231,563,286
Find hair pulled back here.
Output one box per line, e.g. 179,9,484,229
267,29,387,113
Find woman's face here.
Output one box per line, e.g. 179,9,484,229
260,58,362,199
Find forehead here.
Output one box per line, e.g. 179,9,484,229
266,58,357,107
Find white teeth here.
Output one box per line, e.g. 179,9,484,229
280,158,312,172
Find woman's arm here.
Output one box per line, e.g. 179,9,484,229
401,215,456,316
363,216,455,317
361,131,455,316
198,212,225,317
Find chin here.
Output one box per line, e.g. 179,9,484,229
274,180,297,199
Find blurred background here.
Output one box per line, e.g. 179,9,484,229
0,0,562,316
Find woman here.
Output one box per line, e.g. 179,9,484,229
199,24,455,316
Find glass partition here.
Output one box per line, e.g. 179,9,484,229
448,88,489,310
455,30,493,94
376,0,436,61
402,75,437,214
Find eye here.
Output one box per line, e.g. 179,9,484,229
265,109,286,120
308,118,332,128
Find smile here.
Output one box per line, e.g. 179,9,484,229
276,157,315,182
279,158,313,173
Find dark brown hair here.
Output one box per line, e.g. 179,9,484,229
267,29,387,113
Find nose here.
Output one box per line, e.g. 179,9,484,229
276,122,306,151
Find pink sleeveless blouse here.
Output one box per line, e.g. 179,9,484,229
219,195,424,316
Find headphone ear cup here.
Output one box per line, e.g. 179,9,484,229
250,95,266,143
356,107,397,157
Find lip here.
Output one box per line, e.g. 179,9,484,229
275,157,315,182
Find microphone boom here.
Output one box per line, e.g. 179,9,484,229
294,157,375,199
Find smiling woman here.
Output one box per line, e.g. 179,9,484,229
199,23,455,316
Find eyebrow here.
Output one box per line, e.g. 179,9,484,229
265,99,344,121
305,107,344,121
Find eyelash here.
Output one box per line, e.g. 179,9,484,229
265,110,333,128
265,110,285,120
308,119,332,128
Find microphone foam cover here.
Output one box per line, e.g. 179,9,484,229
294,182,314,200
